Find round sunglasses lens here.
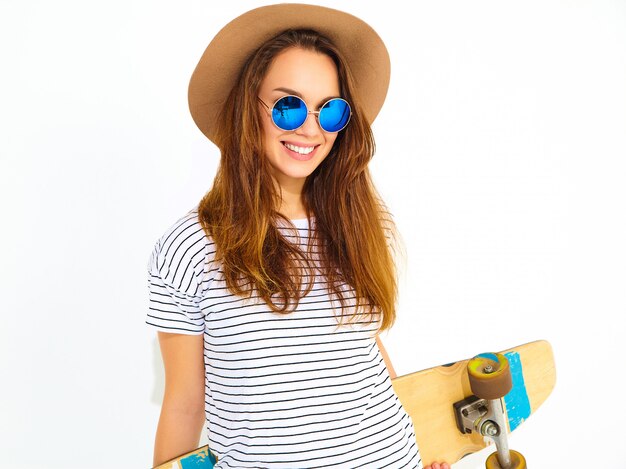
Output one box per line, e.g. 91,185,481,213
272,96,307,131
319,99,351,132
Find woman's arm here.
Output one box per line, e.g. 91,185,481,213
376,337,450,469
153,332,206,466
376,335,397,379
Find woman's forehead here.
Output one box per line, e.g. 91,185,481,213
261,48,340,98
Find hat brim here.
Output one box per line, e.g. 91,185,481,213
188,3,391,144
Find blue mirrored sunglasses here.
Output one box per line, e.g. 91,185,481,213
258,95,352,133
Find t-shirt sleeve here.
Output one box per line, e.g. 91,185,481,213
146,235,205,335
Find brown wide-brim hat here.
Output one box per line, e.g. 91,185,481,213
188,3,391,144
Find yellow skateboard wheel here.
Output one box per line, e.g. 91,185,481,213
485,449,527,469
467,352,513,400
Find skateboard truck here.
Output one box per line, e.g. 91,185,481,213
453,353,528,469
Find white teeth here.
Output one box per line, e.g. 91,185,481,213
284,142,315,155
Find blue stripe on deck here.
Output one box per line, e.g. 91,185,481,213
180,447,216,469
504,351,531,432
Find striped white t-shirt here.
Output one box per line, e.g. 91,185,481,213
146,208,422,469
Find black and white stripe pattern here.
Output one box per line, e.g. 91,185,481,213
147,208,422,468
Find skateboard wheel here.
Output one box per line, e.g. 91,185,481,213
467,352,512,400
485,449,527,469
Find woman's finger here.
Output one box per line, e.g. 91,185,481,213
425,461,450,469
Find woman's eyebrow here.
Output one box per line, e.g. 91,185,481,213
272,87,338,107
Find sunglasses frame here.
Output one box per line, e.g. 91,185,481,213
257,94,352,133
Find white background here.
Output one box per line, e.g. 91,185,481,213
1,0,625,467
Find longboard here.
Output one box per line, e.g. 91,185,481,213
393,339,556,466
154,340,556,468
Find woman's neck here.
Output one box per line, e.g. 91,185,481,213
274,178,307,219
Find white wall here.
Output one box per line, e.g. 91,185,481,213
1,0,624,467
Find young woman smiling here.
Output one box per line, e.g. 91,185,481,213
147,4,449,469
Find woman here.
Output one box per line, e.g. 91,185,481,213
147,4,449,469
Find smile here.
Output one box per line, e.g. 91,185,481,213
282,142,316,155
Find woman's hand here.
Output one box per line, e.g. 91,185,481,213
424,463,450,469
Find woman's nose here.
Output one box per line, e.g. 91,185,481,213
295,112,322,136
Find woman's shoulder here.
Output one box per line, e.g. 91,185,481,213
154,206,213,248
150,206,217,282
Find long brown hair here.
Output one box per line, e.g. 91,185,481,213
198,29,401,332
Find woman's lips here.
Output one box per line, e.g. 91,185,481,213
281,141,319,161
